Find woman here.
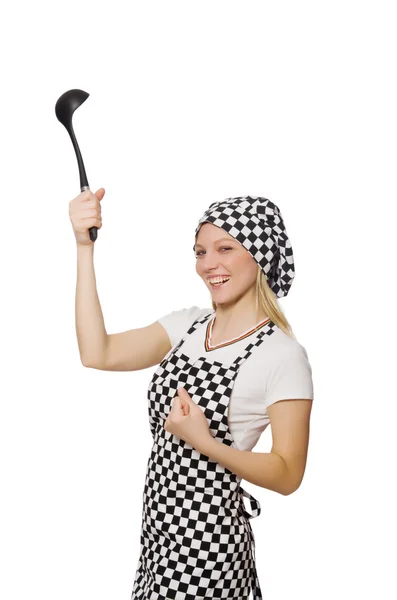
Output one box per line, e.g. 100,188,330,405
70,192,314,600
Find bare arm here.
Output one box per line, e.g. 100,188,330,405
199,398,313,495
75,242,172,371
75,243,108,367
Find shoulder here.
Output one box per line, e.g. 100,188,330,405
156,305,213,348
157,305,213,326
261,327,314,407
268,325,311,364
255,325,313,381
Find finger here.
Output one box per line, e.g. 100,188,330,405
94,188,106,201
179,390,193,410
177,388,188,402
171,396,183,415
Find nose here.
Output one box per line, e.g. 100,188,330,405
200,251,222,271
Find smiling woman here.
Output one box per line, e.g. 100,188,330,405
73,193,314,600
127,196,314,600
193,217,295,342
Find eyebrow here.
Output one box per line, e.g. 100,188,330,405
194,238,237,249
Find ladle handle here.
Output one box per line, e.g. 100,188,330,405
81,185,98,242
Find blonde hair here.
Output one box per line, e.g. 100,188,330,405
210,264,296,339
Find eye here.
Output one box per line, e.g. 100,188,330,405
194,247,231,258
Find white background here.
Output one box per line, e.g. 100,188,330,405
1,1,396,599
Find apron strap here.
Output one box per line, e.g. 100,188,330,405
158,311,213,367
231,321,276,371
239,485,261,519
239,486,263,599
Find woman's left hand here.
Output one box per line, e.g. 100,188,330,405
164,387,214,453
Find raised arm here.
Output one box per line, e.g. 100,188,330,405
75,243,171,371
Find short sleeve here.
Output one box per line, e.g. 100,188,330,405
264,343,314,409
156,306,212,349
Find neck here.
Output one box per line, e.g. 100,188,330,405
211,298,268,339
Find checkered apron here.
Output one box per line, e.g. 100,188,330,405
131,311,276,599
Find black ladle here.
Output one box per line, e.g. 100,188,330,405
55,89,98,242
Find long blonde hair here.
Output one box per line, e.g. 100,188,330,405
210,264,296,339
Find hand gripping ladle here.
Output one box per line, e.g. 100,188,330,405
55,89,98,242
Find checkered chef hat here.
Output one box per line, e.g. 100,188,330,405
193,196,295,298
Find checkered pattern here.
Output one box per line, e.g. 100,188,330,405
131,312,277,599
193,196,295,298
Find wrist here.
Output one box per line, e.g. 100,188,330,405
200,434,219,456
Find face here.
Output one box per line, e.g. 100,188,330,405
194,222,258,305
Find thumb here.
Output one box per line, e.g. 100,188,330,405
94,188,106,201
177,388,190,416
178,387,193,403
172,395,185,414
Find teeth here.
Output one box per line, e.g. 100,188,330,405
209,277,230,284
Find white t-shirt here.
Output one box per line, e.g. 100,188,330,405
156,306,314,452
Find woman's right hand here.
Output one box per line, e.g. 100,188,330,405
69,188,105,246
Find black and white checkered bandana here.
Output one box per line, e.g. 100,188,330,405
193,195,295,298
